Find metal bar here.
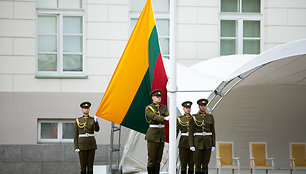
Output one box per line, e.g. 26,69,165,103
175,90,214,92
109,122,121,174
210,65,265,113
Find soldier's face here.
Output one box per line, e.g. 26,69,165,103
152,95,161,103
82,108,90,115
199,105,206,112
183,107,191,114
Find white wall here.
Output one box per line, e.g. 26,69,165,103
264,0,306,50
1,0,306,92
0,0,36,92
0,92,130,144
177,0,219,66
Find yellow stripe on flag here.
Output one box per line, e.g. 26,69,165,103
96,0,156,124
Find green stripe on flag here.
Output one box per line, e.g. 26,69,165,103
121,70,151,133
148,25,161,86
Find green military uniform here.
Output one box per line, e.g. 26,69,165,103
177,101,194,174
74,102,100,174
188,99,215,174
145,89,169,174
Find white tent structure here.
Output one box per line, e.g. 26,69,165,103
119,39,306,173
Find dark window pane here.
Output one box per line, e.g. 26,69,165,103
63,123,74,139
38,54,57,71
221,0,238,12
221,20,236,37
243,39,260,54
41,123,58,139
242,0,260,13
243,21,260,37
221,39,236,56
63,54,83,71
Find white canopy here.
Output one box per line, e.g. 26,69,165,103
119,39,306,173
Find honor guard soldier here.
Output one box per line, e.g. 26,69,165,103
188,99,216,174
74,102,100,174
177,101,195,174
145,89,169,174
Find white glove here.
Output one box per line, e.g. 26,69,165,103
211,147,215,152
164,117,169,121
75,149,80,152
190,147,195,151
94,115,98,122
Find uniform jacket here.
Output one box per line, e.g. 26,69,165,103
74,116,100,150
177,114,193,149
145,103,169,143
188,112,215,150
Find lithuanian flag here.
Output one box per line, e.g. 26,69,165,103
96,0,168,134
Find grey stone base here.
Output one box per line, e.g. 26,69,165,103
0,144,113,174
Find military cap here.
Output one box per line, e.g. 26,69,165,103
182,101,192,108
80,101,91,108
197,99,208,106
150,89,162,96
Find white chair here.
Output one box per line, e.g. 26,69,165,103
290,143,306,174
249,142,274,174
216,141,240,174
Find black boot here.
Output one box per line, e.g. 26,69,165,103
87,171,93,174
195,172,201,174
181,170,187,174
81,171,86,174
154,165,160,174
188,170,194,174
147,166,154,174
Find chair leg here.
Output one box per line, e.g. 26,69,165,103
232,169,234,174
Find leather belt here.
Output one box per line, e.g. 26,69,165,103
181,132,189,136
194,132,212,136
79,133,95,138
149,124,164,128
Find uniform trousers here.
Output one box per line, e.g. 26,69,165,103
194,148,211,173
147,140,164,168
179,147,194,173
79,150,95,172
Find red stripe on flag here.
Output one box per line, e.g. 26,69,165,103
151,53,169,142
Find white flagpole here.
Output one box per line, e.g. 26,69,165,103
169,0,177,173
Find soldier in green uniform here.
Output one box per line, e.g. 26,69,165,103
145,89,169,174
177,101,195,174
188,99,215,174
74,102,100,174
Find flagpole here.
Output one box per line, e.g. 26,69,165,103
169,0,177,173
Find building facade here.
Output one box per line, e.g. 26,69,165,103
0,0,306,173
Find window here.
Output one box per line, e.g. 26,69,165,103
220,0,262,56
38,119,75,143
130,0,170,58
36,0,85,78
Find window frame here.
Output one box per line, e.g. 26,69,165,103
37,119,75,143
219,0,263,55
36,6,86,78
129,0,170,59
